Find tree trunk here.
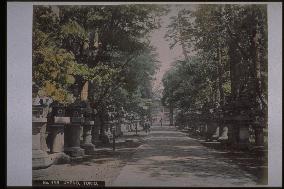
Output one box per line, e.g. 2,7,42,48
217,46,225,106
253,22,265,146
80,81,89,101
177,12,189,62
180,39,189,62
88,80,95,102
253,24,265,111
228,41,240,99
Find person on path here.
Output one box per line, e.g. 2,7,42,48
147,119,151,133
145,119,151,133
160,117,163,127
144,121,147,133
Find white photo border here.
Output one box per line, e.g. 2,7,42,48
7,2,282,186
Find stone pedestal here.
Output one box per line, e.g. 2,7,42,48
81,121,95,154
99,125,113,144
127,123,130,132
255,127,264,146
32,119,52,169
205,123,217,140
47,125,65,153
239,125,250,146
228,124,250,149
218,126,229,141
228,125,239,145
129,123,133,132
204,124,208,132
106,127,113,139
205,124,213,140
42,128,49,152
92,125,100,144
115,124,122,136
204,125,208,136
210,124,219,141
80,126,84,141
121,123,128,133
134,122,138,135
64,124,85,157
91,117,101,144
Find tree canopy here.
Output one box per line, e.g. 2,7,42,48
33,5,167,125
163,4,267,125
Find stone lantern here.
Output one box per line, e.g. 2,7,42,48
91,112,101,145
80,101,96,154
32,104,52,169
105,110,115,142
203,105,219,141
47,102,70,154
253,115,265,146
64,101,85,157
223,95,253,149
217,108,228,142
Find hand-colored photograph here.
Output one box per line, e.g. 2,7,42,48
32,3,268,187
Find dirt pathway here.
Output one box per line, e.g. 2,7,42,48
112,125,258,187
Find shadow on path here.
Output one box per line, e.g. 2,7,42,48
112,125,261,187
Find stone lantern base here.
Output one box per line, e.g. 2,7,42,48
228,124,250,149
237,125,250,149
64,147,85,157
81,123,95,154
254,126,265,146
32,149,53,169
218,126,229,141
91,125,100,144
81,144,95,153
32,121,52,169
47,124,65,153
205,122,219,141
64,124,85,157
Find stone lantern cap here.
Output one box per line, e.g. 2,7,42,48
66,100,86,124
49,101,70,124
66,101,85,117
32,105,48,122
32,96,51,122
50,101,66,117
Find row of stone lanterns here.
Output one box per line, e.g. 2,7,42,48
182,93,266,150
221,94,265,149
32,96,149,169
32,99,98,169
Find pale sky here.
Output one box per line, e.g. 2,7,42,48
150,5,197,97
150,6,183,96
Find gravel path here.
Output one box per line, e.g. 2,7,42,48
112,125,258,187
33,131,147,186
33,126,262,187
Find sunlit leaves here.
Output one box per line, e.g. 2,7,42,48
61,21,88,40
73,63,120,86
33,5,165,108
38,81,75,104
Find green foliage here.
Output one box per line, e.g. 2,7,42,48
163,4,268,121
33,46,77,103
38,81,75,104
32,4,166,117
162,57,211,111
